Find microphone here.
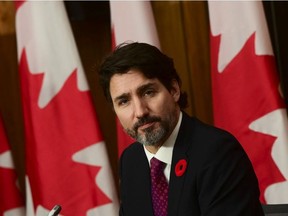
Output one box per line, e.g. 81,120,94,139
48,205,62,216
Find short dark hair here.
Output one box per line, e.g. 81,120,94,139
98,42,188,109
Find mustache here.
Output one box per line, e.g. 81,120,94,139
133,115,161,131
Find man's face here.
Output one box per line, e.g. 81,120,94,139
109,69,180,147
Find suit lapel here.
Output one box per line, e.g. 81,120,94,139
168,113,193,216
129,144,154,215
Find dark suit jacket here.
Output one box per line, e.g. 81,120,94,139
119,112,264,216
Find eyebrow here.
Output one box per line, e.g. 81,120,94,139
113,81,158,104
136,82,157,95
113,93,130,104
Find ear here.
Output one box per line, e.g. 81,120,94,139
170,79,181,102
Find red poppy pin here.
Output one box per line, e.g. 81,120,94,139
175,159,187,177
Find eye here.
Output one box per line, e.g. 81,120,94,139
143,89,156,97
117,98,129,107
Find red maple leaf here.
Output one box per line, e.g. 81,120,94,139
211,33,286,203
19,50,112,214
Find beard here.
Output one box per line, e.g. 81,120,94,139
125,113,176,146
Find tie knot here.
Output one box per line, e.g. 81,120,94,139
150,157,166,173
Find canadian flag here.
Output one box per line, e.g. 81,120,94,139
0,115,25,215
15,1,118,215
109,1,160,157
208,1,288,203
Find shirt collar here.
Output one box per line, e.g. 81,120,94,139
144,112,183,166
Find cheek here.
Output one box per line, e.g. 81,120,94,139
115,109,133,128
151,96,175,114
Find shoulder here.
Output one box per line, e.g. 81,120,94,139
119,142,149,179
181,112,238,145
120,142,145,165
180,113,249,167
121,142,143,157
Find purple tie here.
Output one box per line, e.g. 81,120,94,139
150,157,168,216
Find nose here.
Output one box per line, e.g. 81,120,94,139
134,98,148,119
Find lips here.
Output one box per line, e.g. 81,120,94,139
133,116,161,132
138,121,155,130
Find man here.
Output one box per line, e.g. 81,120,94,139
99,42,264,216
